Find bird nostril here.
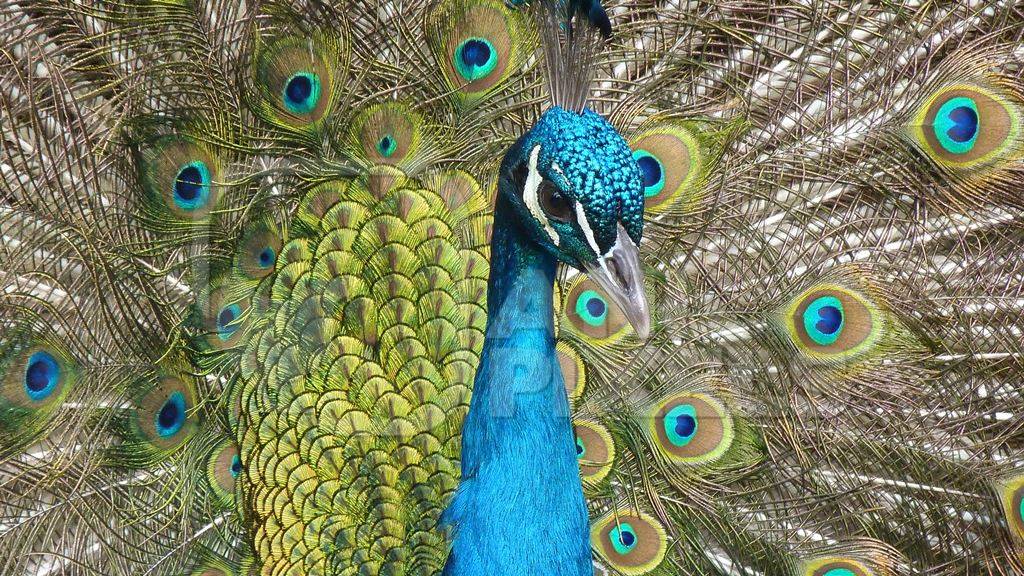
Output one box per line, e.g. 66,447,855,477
606,255,627,290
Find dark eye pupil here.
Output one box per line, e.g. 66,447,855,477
540,183,572,221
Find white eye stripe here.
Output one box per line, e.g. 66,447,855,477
551,159,602,256
575,202,601,257
523,145,560,246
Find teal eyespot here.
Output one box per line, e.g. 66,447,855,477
802,295,845,346
609,522,638,555
593,511,668,572
216,303,242,341
912,84,1020,169
453,37,498,82
24,351,60,401
933,96,979,155
822,569,856,576
377,134,398,158
282,72,322,115
230,454,242,478
575,420,614,485
155,391,187,438
575,435,586,459
662,403,697,447
632,150,665,198
173,161,211,211
257,246,276,269
575,289,608,327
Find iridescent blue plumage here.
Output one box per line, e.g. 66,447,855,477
156,391,187,438
217,304,242,341
283,72,321,114
173,162,211,211
442,106,646,576
24,351,60,401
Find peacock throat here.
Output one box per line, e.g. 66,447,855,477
441,192,591,575
443,103,649,575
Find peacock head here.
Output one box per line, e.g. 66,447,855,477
500,107,650,338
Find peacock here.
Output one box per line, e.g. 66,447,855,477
2,0,1024,575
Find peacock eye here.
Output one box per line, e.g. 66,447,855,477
538,180,574,222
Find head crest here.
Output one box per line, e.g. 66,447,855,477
535,0,607,112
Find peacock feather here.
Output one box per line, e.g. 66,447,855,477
2,1,1024,576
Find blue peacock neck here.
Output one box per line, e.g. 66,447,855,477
442,194,592,576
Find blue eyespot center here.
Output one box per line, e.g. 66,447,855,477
816,306,843,335
947,106,978,143
282,72,322,114
933,96,979,155
216,303,242,340
663,403,698,447
461,39,491,67
453,37,498,82
377,134,397,158
576,290,609,327
822,569,856,576
577,289,606,325
230,454,242,478
609,522,638,555
802,295,845,346
173,162,211,211
675,413,696,438
575,436,586,458
24,351,60,401
257,247,276,268
632,150,665,197
155,391,187,438
286,75,312,102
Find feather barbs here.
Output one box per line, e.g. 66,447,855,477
427,0,534,104
139,136,223,222
780,283,886,363
645,391,734,466
908,82,1023,171
253,32,342,129
573,418,613,485
591,510,668,575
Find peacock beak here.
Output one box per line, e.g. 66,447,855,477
582,224,650,340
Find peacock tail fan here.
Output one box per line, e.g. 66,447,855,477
2,1,1024,576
